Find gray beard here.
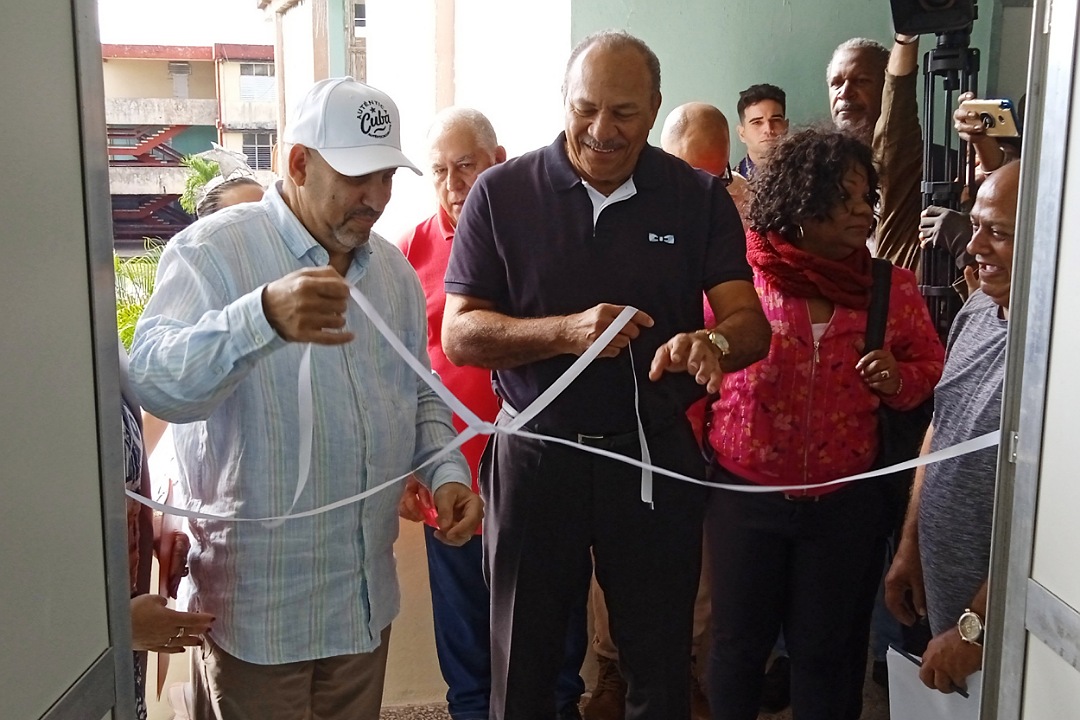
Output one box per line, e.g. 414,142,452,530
332,226,371,251
835,117,874,147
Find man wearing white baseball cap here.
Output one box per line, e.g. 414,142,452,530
130,77,482,720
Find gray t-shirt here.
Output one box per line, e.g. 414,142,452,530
919,290,1007,635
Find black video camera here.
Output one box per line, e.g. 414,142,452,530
889,0,976,37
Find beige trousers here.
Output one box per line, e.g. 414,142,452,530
191,627,391,720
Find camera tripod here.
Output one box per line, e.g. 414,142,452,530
920,28,980,339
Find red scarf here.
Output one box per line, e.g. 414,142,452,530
745,229,873,310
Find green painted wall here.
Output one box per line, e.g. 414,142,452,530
570,0,1000,159
329,0,350,77
172,126,218,156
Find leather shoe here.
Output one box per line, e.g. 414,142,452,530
583,656,626,720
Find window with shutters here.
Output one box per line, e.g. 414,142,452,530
242,132,275,170
239,63,276,102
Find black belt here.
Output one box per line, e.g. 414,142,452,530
561,428,642,450
782,492,822,503
500,403,676,451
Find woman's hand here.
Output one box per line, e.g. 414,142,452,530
856,349,901,396
398,476,436,524
130,594,214,653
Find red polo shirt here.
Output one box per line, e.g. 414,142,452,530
399,207,500,530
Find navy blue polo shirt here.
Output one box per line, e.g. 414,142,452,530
445,133,751,434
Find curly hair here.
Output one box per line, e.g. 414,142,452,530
747,126,879,239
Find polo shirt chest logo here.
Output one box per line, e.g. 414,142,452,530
648,233,675,245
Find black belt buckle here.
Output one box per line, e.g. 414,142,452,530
575,431,639,450
783,492,821,503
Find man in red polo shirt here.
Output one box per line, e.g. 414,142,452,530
398,107,588,720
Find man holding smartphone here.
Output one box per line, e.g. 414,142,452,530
918,95,1023,299
954,92,1022,174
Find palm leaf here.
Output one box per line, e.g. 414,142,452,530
179,155,220,215
114,239,163,350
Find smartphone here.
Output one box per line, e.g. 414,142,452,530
959,98,1020,138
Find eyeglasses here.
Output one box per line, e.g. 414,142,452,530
720,164,733,188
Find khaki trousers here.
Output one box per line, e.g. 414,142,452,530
191,627,391,720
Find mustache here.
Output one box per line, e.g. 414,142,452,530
834,102,865,113
580,136,627,152
346,207,382,221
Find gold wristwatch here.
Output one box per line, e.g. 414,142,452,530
705,329,731,357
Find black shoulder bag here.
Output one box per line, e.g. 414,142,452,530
866,258,934,533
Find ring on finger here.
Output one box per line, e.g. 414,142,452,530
175,627,185,639
880,370,891,380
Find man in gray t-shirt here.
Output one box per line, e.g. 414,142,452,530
884,160,1019,695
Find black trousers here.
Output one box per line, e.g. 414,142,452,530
482,413,708,720
704,468,886,720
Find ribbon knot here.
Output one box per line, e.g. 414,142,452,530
475,422,500,436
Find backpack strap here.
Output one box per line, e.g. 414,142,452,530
865,258,893,352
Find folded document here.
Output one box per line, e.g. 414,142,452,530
887,645,982,720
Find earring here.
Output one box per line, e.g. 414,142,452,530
796,224,804,239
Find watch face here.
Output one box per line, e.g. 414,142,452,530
958,612,983,642
708,330,730,355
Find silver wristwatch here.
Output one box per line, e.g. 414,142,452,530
957,608,984,646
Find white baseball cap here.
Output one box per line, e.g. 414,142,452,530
283,77,420,177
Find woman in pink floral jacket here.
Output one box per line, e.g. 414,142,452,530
704,127,944,720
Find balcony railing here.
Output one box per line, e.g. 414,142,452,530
108,125,188,166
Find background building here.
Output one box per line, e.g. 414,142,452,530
102,42,277,252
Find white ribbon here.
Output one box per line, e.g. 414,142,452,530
128,288,1001,523
504,306,639,432
629,345,654,508
262,346,314,528
347,287,484,429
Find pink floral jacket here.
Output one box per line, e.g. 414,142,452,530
708,265,944,495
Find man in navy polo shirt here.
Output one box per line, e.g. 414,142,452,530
443,30,770,720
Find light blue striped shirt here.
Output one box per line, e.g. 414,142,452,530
129,182,470,664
